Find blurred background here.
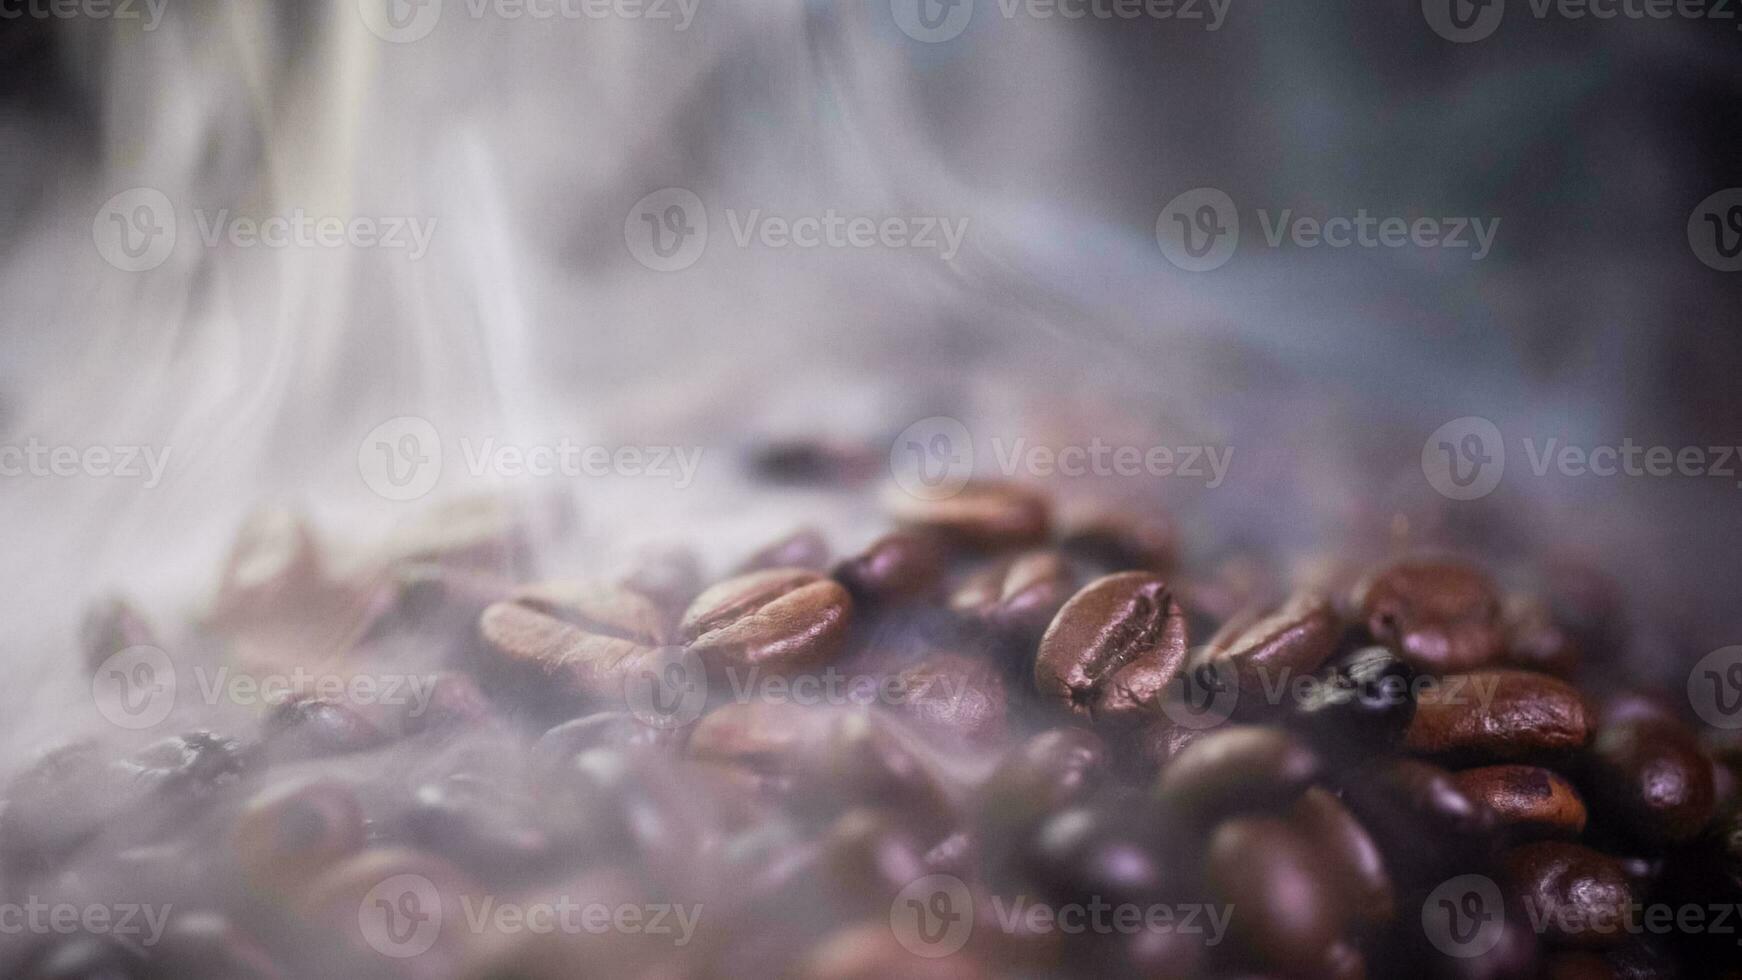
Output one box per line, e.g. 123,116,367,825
1,0,1739,741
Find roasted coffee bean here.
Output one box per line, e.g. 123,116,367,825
400,671,492,735
1022,802,1173,907
1207,815,1347,974
1335,759,1497,887
1290,786,1395,928
261,695,388,757
820,809,929,911
831,532,944,605
1155,726,1321,822
949,550,1076,641
1356,559,1504,674
480,581,668,700
1405,669,1590,761
735,526,830,574
1035,572,1189,725
976,728,1108,870
1582,717,1716,848
1502,595,1580,677
296,848,478,975
888,652,1008,744
1201,592,1340,703
1133,716,1209,771
541,748,712,889
889,480,1051,550
1501,841,1633,949
1059,512,1176,575
1542,941,1679,980
533,712,681,770
78,595,157,674
748,437,877,486
233,780,366,896
405,775,551,883
1288,646,1418,753
680,569,853,673
1452,765,1587,840
388,562,515,629
121,731,249,795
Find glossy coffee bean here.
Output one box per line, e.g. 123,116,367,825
1405,669,1590,761
889,480,1051,550
1201,592,1340,702
1502,595,1580,677
831,532,944,605
1058,512,1176,575
1334,759,1497,886
735,526,830,574
1155,726,1321,822
680,569,853,673
1207,815,1347,974
261,695,388,757
888,652,1008,744
1290,786,1394,929
1023,803,1173,907
976,728,1108,868
949,550,1076,641
1582,717,1716,848
78,595,157,674
1501,841,1633,949
233,780,366,896
1035,572,1189,725
1356,559,1504,674
1287,646,1418,753
1452,765,1587,840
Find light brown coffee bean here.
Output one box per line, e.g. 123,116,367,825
1035,572,1189,726
1155,726,1322,822
1452,765,1587,840
888,652,1008,744
889,480,1051,550
480,582,668,701
1356,559,1504,674
1201,592,1341,702
680,568,853,672
1405,669,1591,761
1289,787,1394,929
949,550,1076,640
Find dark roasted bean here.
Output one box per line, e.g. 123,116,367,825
1288,645,1418,752
533,711,681,769
889,480,1051,550
1207,815,1347,974
1356,559,1504,674
680,569,853,673
261,694,388,757
1154,725,1321,822
735,526,830,574
888,652,1008,745
1035,572,1188,726
1582,717,1716,848
831,532,945,605
1405,669,1590,761
1335,758,1497,886
1058,512,1176,575
233,780,366,896
1201,592,1340,704
121,731,249,795
1134,716,1210,771
1022,803,1173,907
405,775,551,883
1452,765,1587,840
1501,841,1634,949
976,728,1108,872
948,550,1076,641
1290,786,1394,929
747,437,878,486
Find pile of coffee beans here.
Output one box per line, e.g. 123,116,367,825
6,482,1741,978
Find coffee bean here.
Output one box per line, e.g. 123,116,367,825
533,712,681,770
820,808,930,911
1452,765,1587,840
1287,646,1418,753
1207,815,1347,974
400,671,493,735
976,728,1108,873
748,437,878,487
261,694,388,757
0,742,138,876
121,731,249,795
1134,716,1210,771
1501,841,1634,949
1356,559,1504,674
1155,726,1321,822
889,480,1051,550
888,652,1008,745
1201,592,1341,703
479,581,668,701
1059,512,1176,575
1334,759,1497,886
831,532,945,605
1405,669,1590,762
78,595,157,674
1023,803,1174,907
1502,595,1580,677
949,550,1076,642
405,775,551,884
1582,717,1715,848
1290,786,1394,929
233,780,365,897
735,526,830,574
1035,572,1189,726
540,748,707,890
680,569,853,673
